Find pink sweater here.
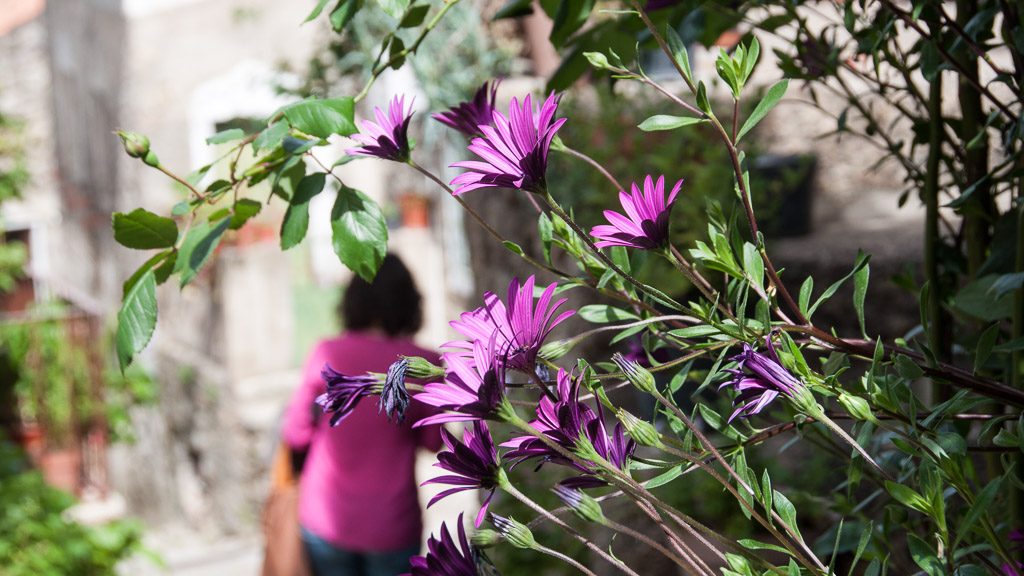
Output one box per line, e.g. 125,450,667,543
282,332,443,552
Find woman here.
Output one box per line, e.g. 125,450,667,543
283,254,442,576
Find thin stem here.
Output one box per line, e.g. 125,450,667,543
532,543,599,576
502,481,642,576
558,145,624,191
812,410,894,482
158,165,205,201
605,511,710,576
543,192,680,309
353,0,461,103
666,244,735,320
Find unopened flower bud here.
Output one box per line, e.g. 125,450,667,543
117,130,149,158
553,485,606,525
403,355,445,379
491,515,535,550
471,528,504,548
612,353,656,393
617,409,662,448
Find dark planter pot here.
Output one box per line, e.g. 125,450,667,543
750,154,817,238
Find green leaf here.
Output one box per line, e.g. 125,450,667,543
772,490,800,538
954,274,1015,321
399,3,429,27
577,304,639,323
974,323,1000,374
549,0,595,48
798,276,813,317
376,0,409,19
664,26,693,83
283,98,357,138
331,186,388,282
122,251,175,297
809,252,870,317
113,209,179,250
502,240,524,256
907,533,944,576
737,539,792,556
736,79,788,142
281,173,326,250
894,354,924,379
637,114,704,132
254,120,288,152
206,128,246,145
116,270,157,370
229,199,262,230
668,325,721,339
853,257,869,337
305,0,333,21
493,0,533,19
885,481,930,514
329,0,362,31
955,476,1002,546
175,219,230,287
644,464,683,489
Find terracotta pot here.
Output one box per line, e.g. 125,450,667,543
39,447,81,494
399,194,430,229
14,421,45,464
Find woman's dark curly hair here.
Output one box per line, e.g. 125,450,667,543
339,253,423,337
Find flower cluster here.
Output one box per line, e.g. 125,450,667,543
504,369,635,488
591,175,683,250
404,513,488,576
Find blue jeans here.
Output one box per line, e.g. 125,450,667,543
301,526,419,576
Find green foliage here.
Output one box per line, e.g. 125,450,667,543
0,441,144,575
330,185,388,282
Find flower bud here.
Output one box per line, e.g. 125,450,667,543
471,529,504,548
491,515,535,550
617,409,662,448
403,355,445,379
117,130,150,158
612,353,656,393
553,485,606,525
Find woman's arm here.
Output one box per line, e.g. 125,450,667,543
282,343,327,450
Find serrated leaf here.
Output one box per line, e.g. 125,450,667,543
175,219,230,287
229,199,262,230
577,304,639,323
637,114,704,132
331,186,388,281
116,270,157,370
122,251,172,297
737,79,788,142
281,173,326,250
113,209,179,250
283,98,356,138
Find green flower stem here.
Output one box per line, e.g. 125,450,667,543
498,476,641,576
646,388,827,573
664,244,735,321
556,144,624,191
803,406,893,482
543,192,680,310
353,0,462,103
504,415,712,572
531,542,598,576
629,2,808,327
602,515,708,576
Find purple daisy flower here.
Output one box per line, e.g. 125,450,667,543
447,276,575,375
503,369,635,488
347,95,414,162
316,365,378,426
432,80,500,138
404,513,486,576
720,337,805,422
413,340,506,427
424,421,501,528
380,358,411,423
450,93,566,195
591,175,683,250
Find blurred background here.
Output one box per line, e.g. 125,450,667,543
0,0,925,574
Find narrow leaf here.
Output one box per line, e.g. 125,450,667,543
737,79,788,142
637,114,703,132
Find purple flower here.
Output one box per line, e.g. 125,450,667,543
404,513,485,576
316,365,378,426
591,175,682,250
424,421,501,528
503,369,634,488
447,276,575,375
380,358,411,423
450,93,566,195
432,80,500,138
720,337,805,422
413,341,507,427
347,95,414,162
